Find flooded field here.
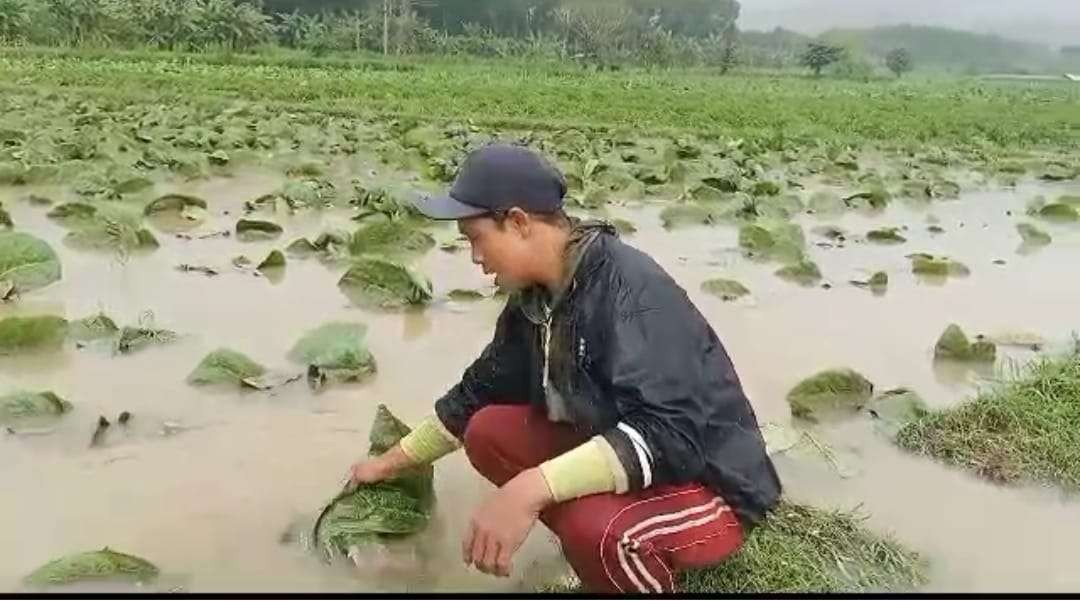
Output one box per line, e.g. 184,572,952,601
2,162,1079,592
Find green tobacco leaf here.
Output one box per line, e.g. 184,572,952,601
0,390,73,426
24,548,159,587
312,405,434,560
348,220,435,259
338,257,433,309
0,315,68,354
288,322,377,387
236,219,283,242
787,368,875,421
0,232,62,293
69,313,119,342
116,326,177,355
701,278,750,301
187,348,267,386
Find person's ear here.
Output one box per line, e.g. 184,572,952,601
505,207,531,237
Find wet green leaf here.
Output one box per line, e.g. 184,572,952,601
865,388,929,440
660,204,717,230
934,324,996,362
236,219,283,242
312,405,434,560
787,368,875,421
739,223,806,263
288,322,377,386
1016,223,1051,246
775,259,822,287
866,228,906,244
0,232,62,293
909,254,969,279
24,548,158,587
0,390,72,426
116,326,177,355
187,348,267,386
701,278,750,301
145,194,208,232
348,221,435,259
69,313,119,342
448,289,485,302
0,315,68,354
257,250,286,271
1037,203,1078,222
338,257,433,309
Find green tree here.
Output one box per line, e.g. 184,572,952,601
553,0,635,66
194,0,275,51
800,41,844,76
0,0,29,43
885,47,913,78
629,0,739,38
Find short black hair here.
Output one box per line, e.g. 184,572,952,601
491,207,571,229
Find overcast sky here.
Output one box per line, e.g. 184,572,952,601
739,0,1080,48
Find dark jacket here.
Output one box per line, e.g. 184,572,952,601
435,222,782,527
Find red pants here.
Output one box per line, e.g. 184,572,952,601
463,404,744,593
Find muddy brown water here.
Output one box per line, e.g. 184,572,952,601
2,171,1079,592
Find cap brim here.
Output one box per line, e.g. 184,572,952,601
413,193,489,220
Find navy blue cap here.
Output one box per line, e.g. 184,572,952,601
414,144,566,220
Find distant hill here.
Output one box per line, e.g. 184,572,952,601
820,24,1063,74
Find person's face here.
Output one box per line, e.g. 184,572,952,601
457,209,536,290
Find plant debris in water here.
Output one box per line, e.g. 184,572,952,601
787,368,875,421
338,257,433,309
23,548,159,587
897,351,1080,489
934,324,996,363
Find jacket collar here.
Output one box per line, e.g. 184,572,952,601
517,218,617,324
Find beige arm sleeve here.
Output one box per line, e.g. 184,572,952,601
399,415,462,465
538,436,630,503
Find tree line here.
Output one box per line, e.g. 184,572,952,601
0,0,925,76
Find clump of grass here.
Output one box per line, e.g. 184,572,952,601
679,502,927,593
896,351,1080,488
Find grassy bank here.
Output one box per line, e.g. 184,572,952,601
897,351,1080,488
2,48,1079,150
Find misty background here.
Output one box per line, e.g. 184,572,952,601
740,0,1080,49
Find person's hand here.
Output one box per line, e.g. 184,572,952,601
463,467,554,578
347,445,414,486
348,457,391,485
